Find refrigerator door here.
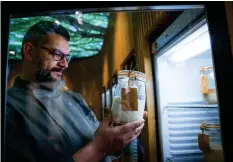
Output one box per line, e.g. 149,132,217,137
153,11,223,162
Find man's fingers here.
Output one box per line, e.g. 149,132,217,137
135,122,144,133
143,111,148,119
123,123,144,141
122,123,144,144
117,119,144,134
124,129,142,145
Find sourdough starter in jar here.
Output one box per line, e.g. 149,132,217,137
111,70,146,124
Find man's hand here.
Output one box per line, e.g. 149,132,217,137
143,111,148,119
72,110,148,162
92,110,148,155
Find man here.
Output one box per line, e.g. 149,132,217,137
6,21,147,162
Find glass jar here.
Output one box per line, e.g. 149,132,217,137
200,65,218,104
111,70,146,124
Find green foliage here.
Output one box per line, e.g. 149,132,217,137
8,12,110,60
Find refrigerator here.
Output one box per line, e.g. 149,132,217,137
2,2,233,162
153,9,225,162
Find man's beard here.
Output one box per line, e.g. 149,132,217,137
34,67,64,83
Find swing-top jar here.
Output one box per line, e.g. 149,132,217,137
200,65,218,104
111,70,146,124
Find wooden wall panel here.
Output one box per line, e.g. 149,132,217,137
132,11,171,162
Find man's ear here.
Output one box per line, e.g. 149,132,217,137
22,42,35,61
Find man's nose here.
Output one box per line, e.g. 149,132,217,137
58,57,68,69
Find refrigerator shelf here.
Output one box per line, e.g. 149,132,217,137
165,102,218,108
166,156,204,162
164,106,221,162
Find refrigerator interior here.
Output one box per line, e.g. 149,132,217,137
155,19,222,162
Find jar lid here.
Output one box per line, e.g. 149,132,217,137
118,70,146,82
118,70,131,77
200,65,213,72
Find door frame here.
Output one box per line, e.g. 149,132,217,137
2,2,233,162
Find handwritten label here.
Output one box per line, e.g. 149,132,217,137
198,133,210,151
121,88,138,111
201,76,209,94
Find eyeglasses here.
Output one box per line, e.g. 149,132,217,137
38,46,72,63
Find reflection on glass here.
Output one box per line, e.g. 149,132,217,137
5,5,225,162
8,13,110,60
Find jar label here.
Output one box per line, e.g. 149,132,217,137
121,88,138,111
201,76,209,94
198,133,210,152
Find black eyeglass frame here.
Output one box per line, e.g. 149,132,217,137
38,46,72,63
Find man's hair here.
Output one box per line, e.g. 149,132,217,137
21,20,70,59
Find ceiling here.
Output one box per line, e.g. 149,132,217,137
8,12,110,60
